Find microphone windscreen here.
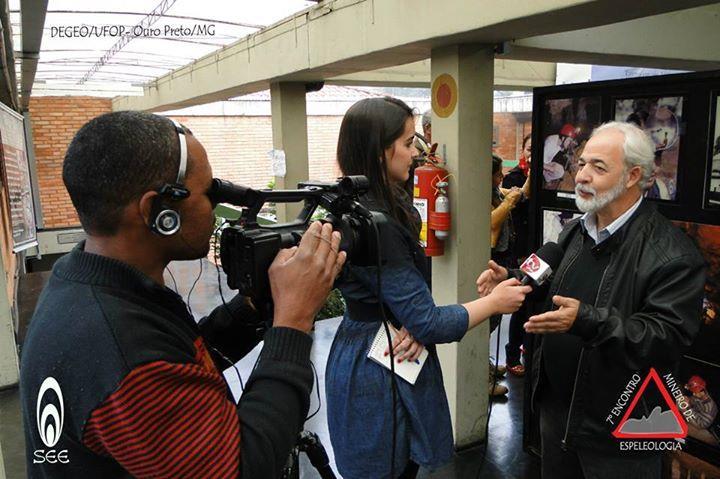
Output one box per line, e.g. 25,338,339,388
535,242,564,271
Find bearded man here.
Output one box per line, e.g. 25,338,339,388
477,121,705,479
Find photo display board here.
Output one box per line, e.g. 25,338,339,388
526,70,720,468
541,97,602,193
0,103,36,252
707,94,720,207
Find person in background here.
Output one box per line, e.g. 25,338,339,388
422,109,432,143
516,133,532,176
488,154,525,395
502,134,533,376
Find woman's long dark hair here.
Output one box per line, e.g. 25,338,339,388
337,97,419,235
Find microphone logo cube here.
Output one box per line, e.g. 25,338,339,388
521,254,541,273
521,253,552,284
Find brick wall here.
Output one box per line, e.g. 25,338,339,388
492,112,532,165
171,115,343,190
28,101,345,230
29,98,529,229
29,97,112,228
307,116,344,181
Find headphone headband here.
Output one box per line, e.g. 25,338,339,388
170,119,187,185
149,119,189,236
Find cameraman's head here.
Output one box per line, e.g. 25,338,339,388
337,96,417,233
63,111,217,262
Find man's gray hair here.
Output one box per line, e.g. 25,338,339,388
421,109,432,128
591,121,655,191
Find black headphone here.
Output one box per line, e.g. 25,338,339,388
149,119,190,236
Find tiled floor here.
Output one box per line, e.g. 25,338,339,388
1,258,540,479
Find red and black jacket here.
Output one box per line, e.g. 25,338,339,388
20,243,313,478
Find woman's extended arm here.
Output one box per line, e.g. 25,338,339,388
463,278,530,329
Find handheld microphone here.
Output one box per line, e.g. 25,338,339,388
518,242,564,286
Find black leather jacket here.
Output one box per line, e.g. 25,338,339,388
530,201,706,451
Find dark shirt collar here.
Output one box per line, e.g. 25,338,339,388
578,198,654,255
54,241,183,302
579,196,643,245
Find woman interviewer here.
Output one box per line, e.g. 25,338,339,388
325,97,531,479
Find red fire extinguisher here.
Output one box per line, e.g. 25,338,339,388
413,158,451,256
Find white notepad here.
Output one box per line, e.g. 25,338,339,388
367,323,429,385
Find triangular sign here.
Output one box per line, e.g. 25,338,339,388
612,368,688,439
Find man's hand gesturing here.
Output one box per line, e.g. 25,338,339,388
476,260,508,297
269,222,347,333
524,295,580,334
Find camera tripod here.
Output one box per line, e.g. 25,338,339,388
281,430,336,479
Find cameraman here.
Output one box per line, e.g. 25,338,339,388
20,111,345,478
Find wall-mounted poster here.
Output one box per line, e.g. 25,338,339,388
0,103,36,252
614,96,683,201
673,221,720,462
542,209,583,244
541,97,602,193
708,96,720,207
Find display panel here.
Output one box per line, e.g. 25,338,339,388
707,95,720,208
0,103,36,252
541,97,602,193
674,221,720,458
542,208,582,244
614,96,684,201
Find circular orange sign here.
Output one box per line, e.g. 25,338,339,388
432,73,458,118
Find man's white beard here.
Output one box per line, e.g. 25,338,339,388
575,173,628,213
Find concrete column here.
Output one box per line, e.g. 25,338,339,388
270,82,309,222
0,445,5,479
0,248,18,388
430,44,494,447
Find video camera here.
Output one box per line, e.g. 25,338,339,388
207,175,387,322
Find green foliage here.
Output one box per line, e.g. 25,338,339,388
316,288,346,321
263,177,277,219
311,206,329,221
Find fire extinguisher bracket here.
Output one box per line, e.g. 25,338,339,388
428,211,451,231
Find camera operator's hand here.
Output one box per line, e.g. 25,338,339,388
269,222,347,333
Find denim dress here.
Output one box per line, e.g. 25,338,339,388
325,210,469,479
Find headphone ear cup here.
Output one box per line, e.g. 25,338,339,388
150,197,181,236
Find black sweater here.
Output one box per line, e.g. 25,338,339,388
541,231,611,403
20,242,313,478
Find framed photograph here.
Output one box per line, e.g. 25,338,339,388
0,102,37,252
673,221,720,464
707,95,720,208
614,96,684,202
541,97,602,193
542,208,582,244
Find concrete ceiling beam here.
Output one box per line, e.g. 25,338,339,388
506,3,720,71
113,0,713,112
